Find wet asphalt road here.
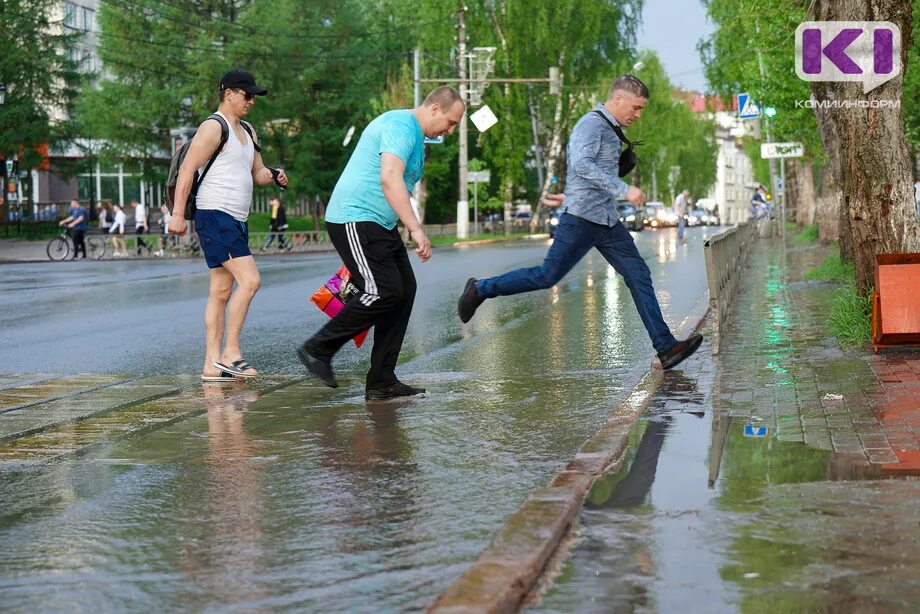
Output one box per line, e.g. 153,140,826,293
0,226,715,611
0,228,711,379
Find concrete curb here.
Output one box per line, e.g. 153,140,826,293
427,291,711,613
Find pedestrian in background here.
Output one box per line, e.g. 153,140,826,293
156,204,172,257
262,196,289,251
913,178,920,218
109,204,127,256
458,74,702,371
298,86,464,398
132,200,151,256
58,199,88,260
750,186,767,222
98,201,112,232
168,68,288,381
674,189,689,242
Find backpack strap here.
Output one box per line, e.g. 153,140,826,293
191,114,229,197
240,120,262,153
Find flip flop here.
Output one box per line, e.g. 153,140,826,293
201,371,240,382
213,359,258,378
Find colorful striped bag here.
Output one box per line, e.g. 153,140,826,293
309,265,369,347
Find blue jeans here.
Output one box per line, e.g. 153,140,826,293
477,213,678,353
677,215,686,239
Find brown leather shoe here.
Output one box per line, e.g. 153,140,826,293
657,333,703,370
458,277,485,323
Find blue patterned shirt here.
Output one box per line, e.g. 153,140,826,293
561,104,631,227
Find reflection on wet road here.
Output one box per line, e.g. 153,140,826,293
0,229,711,610
533,242,920,613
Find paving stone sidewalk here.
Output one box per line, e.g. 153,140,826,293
715,237,920,476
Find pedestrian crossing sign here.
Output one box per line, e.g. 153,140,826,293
737,93,761,120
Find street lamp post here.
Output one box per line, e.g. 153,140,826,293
1,85,8,235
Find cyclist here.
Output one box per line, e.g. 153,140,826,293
58,200,88,260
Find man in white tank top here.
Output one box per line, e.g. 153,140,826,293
168,69,288,381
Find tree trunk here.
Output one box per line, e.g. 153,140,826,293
786,159,801,225
503,177,513,237
812,81,849,252
812,0,920,294
815,164,839,243
792,160,817,226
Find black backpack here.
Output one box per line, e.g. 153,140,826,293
165,114,260,220
592,110,641,177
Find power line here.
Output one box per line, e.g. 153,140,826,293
76,25,421,63
101,0,448,42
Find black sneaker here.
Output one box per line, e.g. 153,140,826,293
657,333,703,370
297,344,337,387
458,277,485,323
365,381,426,401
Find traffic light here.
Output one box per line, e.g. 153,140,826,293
4,160,12,175
764,106,777,118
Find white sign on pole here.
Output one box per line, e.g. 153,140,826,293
761,142,805,159
737,93,761,120
467,170,490,183
470,105,498,132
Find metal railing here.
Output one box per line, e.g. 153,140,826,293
703,220,757,354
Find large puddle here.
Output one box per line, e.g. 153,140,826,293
0,232,713,611
532,241,920,613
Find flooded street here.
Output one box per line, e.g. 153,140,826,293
0,230,712,611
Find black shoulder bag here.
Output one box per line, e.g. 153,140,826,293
592,110,641,178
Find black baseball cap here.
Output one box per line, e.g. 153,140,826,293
219,69,268,96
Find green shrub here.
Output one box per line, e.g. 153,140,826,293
794,224,819,243
828,284,872,345
804,253,854,283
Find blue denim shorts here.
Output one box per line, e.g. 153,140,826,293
195,208,250,269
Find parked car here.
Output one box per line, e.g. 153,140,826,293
687,209,707,226
644,202,664,228
644,202,678,227
512,211,532,229
694,198,721,226
616,203,645,231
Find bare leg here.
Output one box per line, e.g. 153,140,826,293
219,255,261,375
203,267,234,377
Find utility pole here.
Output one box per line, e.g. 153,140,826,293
414,16,558,239
456,4,469,239
413,47,422,220
755,22,780,237
528,90,545,194
413,48,421,107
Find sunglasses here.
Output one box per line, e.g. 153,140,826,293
233,89,255,101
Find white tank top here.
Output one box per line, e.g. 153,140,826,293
195,111,255,221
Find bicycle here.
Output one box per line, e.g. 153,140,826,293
47,228,107,261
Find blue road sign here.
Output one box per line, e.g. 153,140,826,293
744,423,769,438
737,93,761,120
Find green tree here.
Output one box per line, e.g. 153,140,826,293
77,0,436,203
0,0,80,175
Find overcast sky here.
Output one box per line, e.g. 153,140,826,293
636,0,715,92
